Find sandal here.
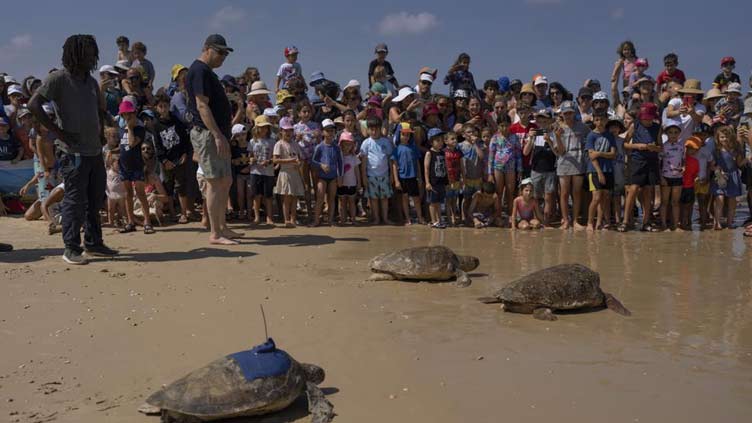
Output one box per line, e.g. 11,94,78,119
616,223,629,233
178,214,189,224
119,223,136,233
144,225,156,234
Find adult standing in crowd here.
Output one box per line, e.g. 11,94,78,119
186,34,240,245
29,34,118,264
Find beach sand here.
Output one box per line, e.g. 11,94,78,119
2,218,752,422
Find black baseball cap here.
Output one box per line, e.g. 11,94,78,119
204,34,233,52
578,87,593,98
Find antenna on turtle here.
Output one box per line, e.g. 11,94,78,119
259,304,269,340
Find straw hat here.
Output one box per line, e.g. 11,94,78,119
520,83,536,96
704,87,724,101
678,79,703,95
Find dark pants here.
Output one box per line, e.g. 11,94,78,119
59,153,106,252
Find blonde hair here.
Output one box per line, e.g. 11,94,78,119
716,125,740,156
252,125,270,139
373,65,387,80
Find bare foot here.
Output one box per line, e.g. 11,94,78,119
223,229,244,238
573,223,586,231
560,220,570,230
673,227,684,232
209,236,239,245
404,220,412,226
586,224,595,232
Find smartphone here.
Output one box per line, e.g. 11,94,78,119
535,128,546,136
682,95,695,108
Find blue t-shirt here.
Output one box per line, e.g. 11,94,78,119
311,142,343,179
392,143,420,179
630,121,660,163
585,131,615,174
360,137,394,177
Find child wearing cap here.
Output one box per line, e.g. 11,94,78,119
607,114,627,226
230,123,251,221
628,58,650,90
713,57,741,92
360,117,394,225
391,123,425,225
659,123,685,231
337,131,361,225
424,128,448,228
680,137,701,230
368,43,398,89
512,178,542,230
444,130,463,226
311,119,343,226
249,115,276,225
275,46,303,92
273,117,305,228
117,100,154,234
585,113,617,231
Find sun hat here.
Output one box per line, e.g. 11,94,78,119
99,65,120,76
279,116,294,130
375,43,388,53
7,85,23,96
170,64,187,81
725,82,742,94
114,60,130,72
248,81,271,96
231,124,248,135
16,108,31,119
309,71,326,86
262,107,278,118
520,83,536,96
393,87,416,103
204,34,233,53
276,89,295,104
453,89,468,99
533,76,548,86
685,136,703,150
639,102,658,120
559,101,576,113
704,87,724,101
678,79,703,95
577,87,593,99
254,115,271,127
635,58,649,68
721,56,735,66
423,102,440,116
339,131,355,143
399,122,414,133
284,46,299,56
118,100,136,115
367,95,382,106
344,79,360,90
427,128,445,139
3,75,17,84
332,116,344,126
321,118,335,129
593,91,609,102
519,177,533,188
419,73,434,84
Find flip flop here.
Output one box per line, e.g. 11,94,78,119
144,225,156,234
178,214,189,224
119,223,136,233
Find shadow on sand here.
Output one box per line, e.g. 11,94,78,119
0,248,258,264
202,387,339,423
245,235,368,247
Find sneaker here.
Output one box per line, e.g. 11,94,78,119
84,244,119,257
62,248,89,265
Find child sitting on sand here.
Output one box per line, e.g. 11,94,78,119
512,178,542,230
468,182,501,228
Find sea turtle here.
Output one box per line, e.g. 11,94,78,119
478,263,631,320
138,338,334,422
368,246,480,287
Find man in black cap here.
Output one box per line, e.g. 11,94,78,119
186,34,242,245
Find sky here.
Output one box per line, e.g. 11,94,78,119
1,0,750,97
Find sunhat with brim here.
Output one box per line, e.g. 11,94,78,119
344,79,360,90
519,177,533,188
333,116,345,126
339,131,355,143
170,64,187,81
279,117,294,130
399,122,414,133
248,81,271,96
99,65,120,76
704,88,724,101
678,79,703,95
520,83,536,96
114,61,130,72
427,128,445,139
393,87,415,103
276,90,295,104
370,82,387,95
725,82,742,94
254,115,271,127
118,100,136,115
419,73,434,84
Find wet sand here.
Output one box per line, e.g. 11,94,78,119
2,218,752,423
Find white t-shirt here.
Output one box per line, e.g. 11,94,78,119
276,62,302,89
662,99,706,143
342,154,361,187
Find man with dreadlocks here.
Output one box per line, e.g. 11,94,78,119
29,34,118,265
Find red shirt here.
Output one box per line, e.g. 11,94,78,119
656,69,686,88
510,122,536,170
444,148,462,182
683,155,699,189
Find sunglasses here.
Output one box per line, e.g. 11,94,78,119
420,80,432,85
550,91,562,96
212,47,229,57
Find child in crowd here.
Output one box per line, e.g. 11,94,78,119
0,117,22,163
710,125,746,230
425,128,448,228
523,109,561,226
368,43,398,88
680,137,701,230
275,46,302,91
311,119,343,226
459,124,485,225
713,57,740,91
444,131,463,225
468,181,501,228
117,100,153,234
337,131,361,225
656,53,686,90
360,117,394,225
659,123,685,231
607,114,627,226
274,117,305,228
294,103,321,218
628,58,650,89
488,115,521,222
248,115,276,225
586,113,617,231
512,178,542,230
611,40,638,93
391,123,424,225
230,123,251,220
154,94,194,223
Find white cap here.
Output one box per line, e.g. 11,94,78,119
114,60,130,71
321,118,335,128
4,75,17,84
99,65,120,75
534,76,548,86
7,84,23,96
453,89,468,99
17,108,31,118
344,79,360,90
725,82,742,94
231,124,248,135
419,73,434,83
263,107,278,117
393,87,415,103
42,103,55,115
593,91,608,101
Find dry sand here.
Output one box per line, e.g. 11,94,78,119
2,218,752,423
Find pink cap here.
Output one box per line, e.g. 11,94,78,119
635,58,649,68
279,116,294,130
339,131,354,143
118,100,136,115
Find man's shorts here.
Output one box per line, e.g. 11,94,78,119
249,174,275,198
398,177,420,197
462,178,482,197
628,160,659,187
680,187,695,204
119,167,144,182
446,181,461,198
190,127,232,179
367,175,393,199
530,170,556,198
197,173,208,199
588,172,614,192
427,184,446,204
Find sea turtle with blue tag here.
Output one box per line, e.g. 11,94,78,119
138,338,333,422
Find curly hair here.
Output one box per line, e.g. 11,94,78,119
62,34,99,74
616,40,636,59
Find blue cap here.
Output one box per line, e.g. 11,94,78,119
309,71,325,86
221,74,239,90
497,76,510,93
427,128,446,139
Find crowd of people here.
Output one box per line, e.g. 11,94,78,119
1,34,751,262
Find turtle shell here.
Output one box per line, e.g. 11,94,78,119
498,264,605,310
146,339,306,420
370,246,459,280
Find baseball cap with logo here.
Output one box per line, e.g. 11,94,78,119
231,124,248,135
593,91,609,102
534,76,548,86
284,46,299,56
204,34,233,53
7,85,23,96
99,65,120,75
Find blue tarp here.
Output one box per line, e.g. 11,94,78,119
0,159,34,194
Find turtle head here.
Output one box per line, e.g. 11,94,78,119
301,363,325,385
458,255,480,272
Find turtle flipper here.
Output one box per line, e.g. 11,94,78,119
137,403,161,415
306,381,335,423
477,296,501,304
604,293,631,316
455,270,472,287
368,272,395,281
533,307,557,321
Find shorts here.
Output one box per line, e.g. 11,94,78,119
197,173,208,199
695,180,709,195
662,177,683,187
463,178,482,197
628,160,659,187
530,170,557,198
588,172,614,191
190,127,232,179
680,187,695,204
119,167,144,182
367,175,393,199
742,165,752,187
250,174,274,198
473,211,492,225
427,184,446,204
446,181,461,199
398,177,420,197
337,186,357,197
163,161,193,196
